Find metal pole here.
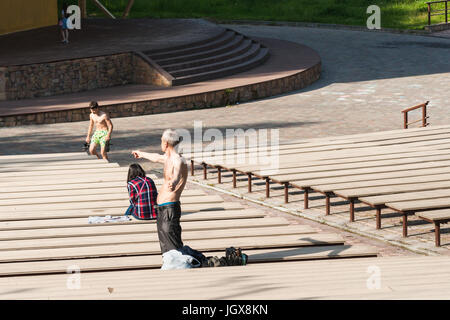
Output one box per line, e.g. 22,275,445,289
403,214,408,237
304,188,309,209
376,208,381,229
422,105,427,127
435,222,441,247
202,163,207,180
349,199,355,222
428,3,431,26
284,183,289,204
404,112,408,129
446,1,448,24
325,194,330,215
122,0,135,18
79,0,87,18
217,167,221,184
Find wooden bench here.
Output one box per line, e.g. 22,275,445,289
416,209,450,246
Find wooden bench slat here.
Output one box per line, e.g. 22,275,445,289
273,159,450,184
292,167,450,188
387,197,450,211
0,202,245,222
0,193,217,207
0,233,344,263
0,226,316,251
335,180,450,199
360,189,450,207
0,187,204,201
195,137,450,166
313,173,450,194
186,126,450,159
259,153,450,178
0,216,288,240
0,245,377,277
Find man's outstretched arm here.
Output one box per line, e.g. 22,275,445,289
132,150,165,163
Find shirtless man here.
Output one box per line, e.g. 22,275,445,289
85,101,113,160
132,129,188,254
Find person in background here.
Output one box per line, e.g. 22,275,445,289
59,3,69,44
126,163,158,220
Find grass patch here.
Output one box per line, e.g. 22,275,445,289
58,0,447,30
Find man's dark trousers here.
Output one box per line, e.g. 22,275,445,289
156,201,184,254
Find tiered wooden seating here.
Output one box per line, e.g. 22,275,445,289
187,125,450,246
0,152,377,287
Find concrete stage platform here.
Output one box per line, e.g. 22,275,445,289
0,19,321,127
0,18,224,66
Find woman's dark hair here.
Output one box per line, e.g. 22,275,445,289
62,3,69,18
127,163,146,183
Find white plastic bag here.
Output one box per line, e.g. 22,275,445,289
161,249,201,270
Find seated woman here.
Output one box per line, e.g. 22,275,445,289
126,163,158,220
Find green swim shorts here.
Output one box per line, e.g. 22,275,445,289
92,130,108,147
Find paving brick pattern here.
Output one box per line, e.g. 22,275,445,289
1,24,449,256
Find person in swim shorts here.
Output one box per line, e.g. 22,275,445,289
85,101,113,160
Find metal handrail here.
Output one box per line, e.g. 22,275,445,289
402,101,429,129
427,0,449,25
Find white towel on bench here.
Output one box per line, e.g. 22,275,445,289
88,215,132,224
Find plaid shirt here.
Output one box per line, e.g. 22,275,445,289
127,176,158,220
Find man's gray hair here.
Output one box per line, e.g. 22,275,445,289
162,129,180,147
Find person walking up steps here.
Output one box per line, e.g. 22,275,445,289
85,101,113,161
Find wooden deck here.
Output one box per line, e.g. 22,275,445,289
0,152,378,299
1,256,450,299
187,125,450,246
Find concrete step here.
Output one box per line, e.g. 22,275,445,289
164,39,254,73
170,43,262,78
148,30,236,60
156,34,245,67
162,37,251,72
143,29,227,55
172,47,270,86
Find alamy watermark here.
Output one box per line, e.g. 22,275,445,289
367,5,381,30
65,5,81,30
177,121,280,174
66,265,81,290
366,265,381,290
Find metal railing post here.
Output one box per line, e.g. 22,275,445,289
404,112,408,129
422,105,427,127
428,3,432,25
446,1,448,24
402,101,429,129
426,0,450,26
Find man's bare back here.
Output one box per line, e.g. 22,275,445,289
132,129,188,204
158,153,188,204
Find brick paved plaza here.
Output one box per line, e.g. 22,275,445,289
1,24,449,256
